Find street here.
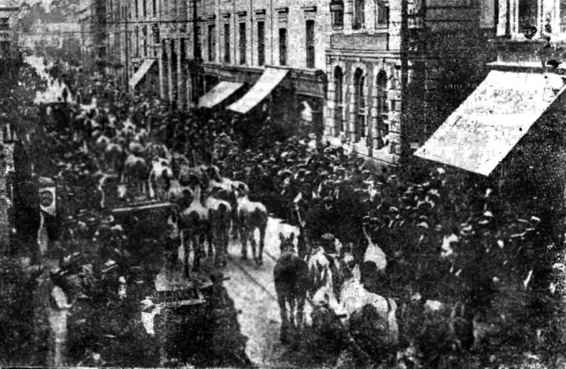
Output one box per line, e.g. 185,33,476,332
2,1,566,367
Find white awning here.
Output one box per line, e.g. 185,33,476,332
198,81,244,108
414,70,566,176
129,59,156,89
227,67,289,114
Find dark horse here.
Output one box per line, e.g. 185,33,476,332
273,232,311,343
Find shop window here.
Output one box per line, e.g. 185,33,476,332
330,0,344,29
353,0,365,30
354,68,366,140
306,20,315,68
334,66,344,133
279,28,287,66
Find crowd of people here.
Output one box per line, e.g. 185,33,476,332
2,53,565,368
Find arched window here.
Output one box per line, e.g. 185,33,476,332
354,68,366,140
353,0,365,30
334,66,344,133
376,70,388,117
376,70,388,146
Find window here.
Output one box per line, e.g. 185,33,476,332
143,0,147,17
135,0,139,18
279,28,287,65
195,25,201,59
239,22,246,65
376,70,388,146
257,21,265,66
376,70,388,117
334,66,344,133
353,0,364,29
142,26,148,56
330,0,344,29
561,0,566,32
135,26,139,56
519,0,537,35
376,1,389,26
354,68,366,140
152,0,156,16
306,20,315,68
152,23,160,44
224,23,230,63
208,24,216,61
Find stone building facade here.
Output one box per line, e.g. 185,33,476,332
324,0,496,165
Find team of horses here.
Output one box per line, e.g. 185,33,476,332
274,225,399,349
74,103,269,276
70,100,399,353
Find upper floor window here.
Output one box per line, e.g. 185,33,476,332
135,0,139,18
518,0,537,37
208,24,216,62
353,0,365,30
330,0,344,29
279,28,287,66
239,22,246,65
152,0,156,16
376,1,389,27
257,21,265,66
306,20,315,68
143,0,147,17
224,23,230,63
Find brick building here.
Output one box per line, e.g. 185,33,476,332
324,0,496,165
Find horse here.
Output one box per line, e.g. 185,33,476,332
103,142,125,174
339,265,398,344
235,186,268,265
177,185,211,276
274,233,310,343
148,157,174,200
204,192,232,267
122,153,149,197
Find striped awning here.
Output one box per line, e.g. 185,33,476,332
198,81,244,108
227,67,289,114
129,59,156,90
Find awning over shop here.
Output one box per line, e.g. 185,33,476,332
414,70,566,176
198,81,244,108
129,59,156,90
227,67,289,114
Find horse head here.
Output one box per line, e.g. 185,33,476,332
279,232,296,254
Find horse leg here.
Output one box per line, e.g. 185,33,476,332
297,294,306,331
193,234,201,271
258,222,267,266
277,292,289,344
183,232,191,278
240,226,248,260
250,229,258,264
